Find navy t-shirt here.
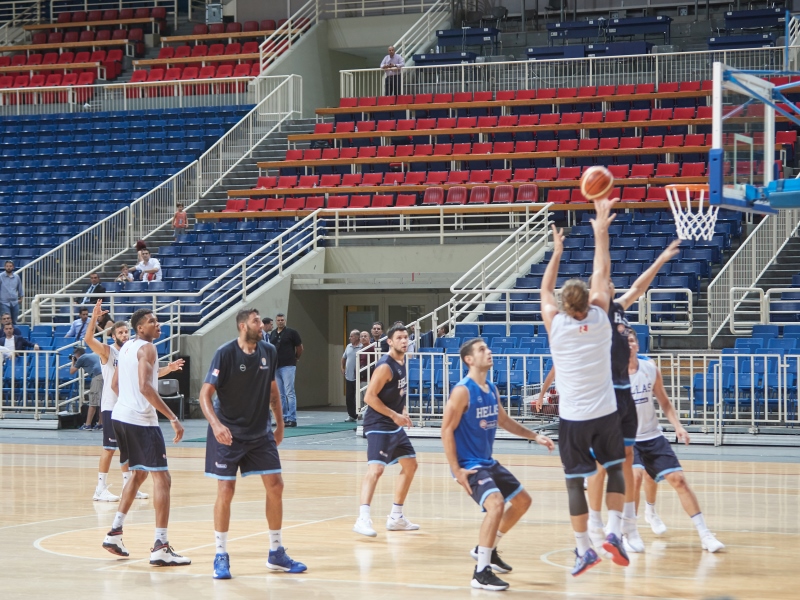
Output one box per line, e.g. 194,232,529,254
363,354,407,433
204,340,278,441
609,301,632,388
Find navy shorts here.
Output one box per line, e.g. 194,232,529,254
633,435,683,482
466,462,524,511
365,427,416,466
101,410,117,450
615,387,638,447
559,411,625,478
205,428,282,480
112,419,168,472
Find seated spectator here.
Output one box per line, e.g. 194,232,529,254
136,249,162,282
95,311,113,335
0,312,21,337
115,264,134,283
65,307,91,340
77,272,107,306
3,323,39,352
437,324,450,338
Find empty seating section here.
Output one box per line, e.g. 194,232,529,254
1,105,250,264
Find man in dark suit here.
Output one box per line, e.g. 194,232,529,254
76,273,107,306
2,323,38,353
1,312,21,337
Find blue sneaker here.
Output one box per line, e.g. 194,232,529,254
603,533,630,567
213,552,231,579
266,546,307,573
571,547,601,577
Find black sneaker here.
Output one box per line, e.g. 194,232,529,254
287,421,297,428
470,546,512,573
471,566,509,591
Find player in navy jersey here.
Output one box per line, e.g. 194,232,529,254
442,338,554,591
199,308,307,579
586,239,681,554
353,324,420,537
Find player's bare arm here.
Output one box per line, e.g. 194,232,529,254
497,402,554,450
85,299,110,363
137,343,184,443
540,224,565,332
589,198,616,311
618,240,682,309
441,386,476,494
199,382,232,446
270,380,284,445
535,367,556,412
158,358,185,378
110,365,119,396
364,363,411,427
653,368,690,444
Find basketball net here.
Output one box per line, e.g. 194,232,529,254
665,184,718,241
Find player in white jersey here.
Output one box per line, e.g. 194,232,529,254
541,199,629,576
626,332,724,552
85,300,184,502
102,308,191,567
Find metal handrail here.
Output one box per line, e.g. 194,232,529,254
258,0,319,76
392,0,451,62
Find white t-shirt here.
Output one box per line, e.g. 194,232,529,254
100,344,120,412
137,258,162,282
549,304,617,421
3,336,15,351
630,357,663,442
111,338,159,426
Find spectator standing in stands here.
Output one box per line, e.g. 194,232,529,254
136,249,162,282
380,46,404,96
1,312,21,337
359,330,371,369
71,346,103,431
3,323,38,353
0,260,23,325
269,313,303,428
116,264,134,284
77,272,107,306
172,203,188,240
65,307,91,340
371,321,389,352
341,329,362,423
262,317,274,343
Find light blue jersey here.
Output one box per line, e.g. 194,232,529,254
453,376,500,469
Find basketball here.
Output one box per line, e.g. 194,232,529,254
580,166,614,200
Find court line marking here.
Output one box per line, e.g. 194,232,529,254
540,548,705,581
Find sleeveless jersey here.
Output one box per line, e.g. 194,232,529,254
549,304,617,421
111,338,159,427
100,344,120,412
609,301,633,389
452,376,499,469
363,354,406,433
629,357,662,441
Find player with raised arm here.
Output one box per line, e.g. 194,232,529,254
626,332,725,552
540,200,629,576
353,323,420,537
442,338,554,591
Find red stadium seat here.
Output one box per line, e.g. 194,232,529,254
547,190,570,204
222,199,247,212
349,195,370,208
631,164,655,178
608,165,630,179
226,22,243,33
342,174,362,186
491,169,511,183
396,194,417,207
208,44,225,57
327,195,349,209
305,197,325,210
72,11,87,22
654,163,679,177
283,197,305,211
422,187,445,205
516,184,539,203
26,54,43,66
645,187,667,201
79,31,95,42
224,43,241,56
261,20,277,30
57,12,71,23
265,198,284,211
320,174,341,187
467,186,490,204
621,186,646,201
193,24,209,35
157,47,175,60
255,176,277,189
102,10,119,21
246,198,266,211
372,194,394,208
445,186,468,205
244,21,260,32
491,185,514,204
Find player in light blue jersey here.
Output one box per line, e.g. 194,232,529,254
442,338,554,592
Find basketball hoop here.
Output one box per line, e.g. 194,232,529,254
665,184,719,241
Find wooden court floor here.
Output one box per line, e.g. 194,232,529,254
0,442,797,599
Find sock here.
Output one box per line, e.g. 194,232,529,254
359,504,371,520
645,502,657,517
476,546,492,571
215,531,227,554
122,472,131,487
574,531,592,556
691,512,709,536
623,501,636,520
494,530,504,549
155,527,168,545
588,508,604,529
607,510,623,537
269,530,282,551
111,511,126,531
97,472,108,490
390,503,404,519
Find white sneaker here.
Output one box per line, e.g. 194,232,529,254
700,532,725,553
588,526,606,549
102,529,129,557
623,519,645,553
134,490,149,499
150,541,191,566
386,515,420,531
93,486,120,502
645,512,667,535
353,517,377,537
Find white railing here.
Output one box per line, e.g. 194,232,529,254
392,0,451,63
16,75,303,315
707,209,800,343
258,0,319,76
327,0,438,18
49,0,179,30
0,0,42,45
730,286,800,331
339,46,785,98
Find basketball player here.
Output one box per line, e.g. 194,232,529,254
626,332,725,552
200,308,307,579
101,308,190,566
584,239,682,553
540,199,629,576
86,300,183,502
442,338,554,591
353,323,419,537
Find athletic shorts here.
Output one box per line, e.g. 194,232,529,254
101,410,117,450
112,419,168,471
205,428,282,479
365,427,416,466
87,376,103,407
633,435,683,482
615,387,638,446
559,411,625,478
465,462,524,511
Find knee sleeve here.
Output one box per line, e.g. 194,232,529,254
606,463,625,495
566,477,589,516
